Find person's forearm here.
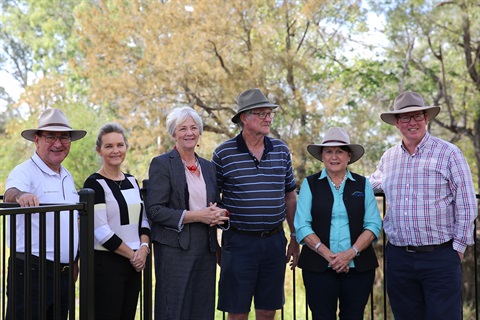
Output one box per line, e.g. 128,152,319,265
351,230,376,252
4,187,22,202
4,187,39,206
285,191,297,233
140,235,150,244
303,233,334,262
114,242,135,260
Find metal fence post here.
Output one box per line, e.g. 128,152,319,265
141,179,153,320
78,188,95,320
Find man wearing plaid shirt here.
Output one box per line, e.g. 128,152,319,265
369,91,477,320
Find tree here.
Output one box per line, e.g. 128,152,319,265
0,0,111,189
368,0,480,187
73,0,369,182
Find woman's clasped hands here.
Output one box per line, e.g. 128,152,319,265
203,202,229,227
329,250,354,273
130,246,149,272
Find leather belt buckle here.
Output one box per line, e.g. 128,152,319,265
260,227,280,238
405,246,417,253
260,230,270,238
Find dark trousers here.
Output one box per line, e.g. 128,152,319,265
303,268,375,320
386,242,462,320
6,257,69,320
94,250,141,320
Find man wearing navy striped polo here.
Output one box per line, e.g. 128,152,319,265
213,88,299,320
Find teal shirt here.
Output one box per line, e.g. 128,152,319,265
294,169,382,267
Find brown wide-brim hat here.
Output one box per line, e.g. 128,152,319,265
307,127,365,164
21,108,87,142
231,88,278,123
380,91,440,125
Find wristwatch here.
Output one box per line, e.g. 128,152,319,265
351,245,360,257
140,242,151,254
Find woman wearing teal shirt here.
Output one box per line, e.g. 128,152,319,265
294,127,382,320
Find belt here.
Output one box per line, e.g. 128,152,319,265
231,226,282,238
396,240,453,253
16,253,70,273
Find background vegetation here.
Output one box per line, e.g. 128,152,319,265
1,0,479,319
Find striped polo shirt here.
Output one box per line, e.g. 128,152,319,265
212,132,297,231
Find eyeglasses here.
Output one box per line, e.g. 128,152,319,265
40,134,72,144
396,113,426,123
249,111,275,119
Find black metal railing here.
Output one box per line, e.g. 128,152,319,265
0,190,95,320
1,191,478,319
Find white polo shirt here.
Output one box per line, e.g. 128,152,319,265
6,152,79,263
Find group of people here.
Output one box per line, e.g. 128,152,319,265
3,88,477,320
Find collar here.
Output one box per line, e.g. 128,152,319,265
170,146,199,159
319,169,355,181
401,132,430,155
235,131,273,153
31,152,66,176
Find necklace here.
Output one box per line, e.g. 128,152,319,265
328,173,347,190
113,179,123,189
186,164,197,173
184,159,198,173
99,168,124,188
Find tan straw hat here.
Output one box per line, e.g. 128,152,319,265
307,127,365,164
380,91,440,125
232,88,278,123
21,108,87,142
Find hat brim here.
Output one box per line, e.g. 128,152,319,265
307,143,365,164
231,103,278,123
380,106,440,125
22,127,87,142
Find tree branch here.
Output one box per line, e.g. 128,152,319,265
208,40,231,75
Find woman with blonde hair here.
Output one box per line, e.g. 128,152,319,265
83,122,151,320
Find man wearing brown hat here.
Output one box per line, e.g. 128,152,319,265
4,108,86,319
369,92,477,320
212,88,298,320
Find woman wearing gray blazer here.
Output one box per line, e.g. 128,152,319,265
146,107,229,320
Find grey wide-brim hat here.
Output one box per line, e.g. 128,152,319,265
21,108,87,142
307,127,365,164
380,91,440,125
231,88,278,123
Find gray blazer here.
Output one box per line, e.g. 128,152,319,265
146,148,220,252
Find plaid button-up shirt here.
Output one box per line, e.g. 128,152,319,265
369,133,477,253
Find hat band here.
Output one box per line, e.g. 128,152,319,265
241,100,272,109
322,139,348,144
38,123,73,129
399,104,424,110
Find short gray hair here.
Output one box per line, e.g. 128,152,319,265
166,107,203,137
96,122,129,150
